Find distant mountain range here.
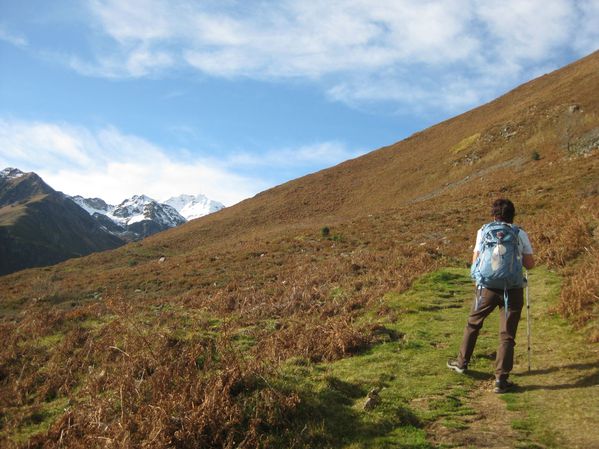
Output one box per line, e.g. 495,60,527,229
0,168,123,275
71,194,186,241
0,167,224,275
164,194,225,220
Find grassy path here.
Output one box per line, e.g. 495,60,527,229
277,267,599,448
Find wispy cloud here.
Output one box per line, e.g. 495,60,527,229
0,118,359,205
84,0,481,79
228,141,364,169
67,0,599,113
0,119,264,205
476,0,576,61
0,25,28,47
574,0,599,55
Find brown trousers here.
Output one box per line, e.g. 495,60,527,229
457,287,524,380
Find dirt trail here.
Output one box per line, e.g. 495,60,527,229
428,382,521,449
428,267,599,449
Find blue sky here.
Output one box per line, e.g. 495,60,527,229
1,0,598,205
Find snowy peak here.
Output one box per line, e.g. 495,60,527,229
0,167,26,180
70,191,223,240
71,195,113,216
112,195,158,220
111,194,186,227
164,193,225,220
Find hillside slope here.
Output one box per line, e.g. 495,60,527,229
0,170,124,275
0,52,598,448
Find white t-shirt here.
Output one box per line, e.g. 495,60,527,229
473,224,533,255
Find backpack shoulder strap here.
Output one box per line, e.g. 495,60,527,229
477,222,495,252
509,224,523,250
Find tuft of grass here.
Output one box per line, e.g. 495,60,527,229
450,133,480,154
7,397,69,444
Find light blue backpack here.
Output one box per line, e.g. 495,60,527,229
471,222,524,313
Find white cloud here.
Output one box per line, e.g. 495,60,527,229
0,119,360,206
0,120,95,166
73,0,599,113
574,0,599,55
476,0,575,62
89,0,176,43
0,119,265,206
83,0,484,79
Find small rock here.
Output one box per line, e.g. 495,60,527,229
568,104,581,113
159,256,166,263
363,388,381,410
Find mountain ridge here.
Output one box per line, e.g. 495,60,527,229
71,194,186,241
1,168,224,274
0,169,125,275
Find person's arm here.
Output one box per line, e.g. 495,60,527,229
519,229,534,270
522,253,534,270
472,251,479,264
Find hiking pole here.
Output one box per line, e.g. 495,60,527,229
525,269,531,372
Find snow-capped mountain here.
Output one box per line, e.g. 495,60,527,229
71,196,114,216
111,195,186,228
1,168,124,275
0,167,26,180
72,194,186,240
164,194,225,220
0,166,223,271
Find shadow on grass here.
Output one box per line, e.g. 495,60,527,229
517,362,599,376
279,375,427,448
516,367,599,392
464,369,495,381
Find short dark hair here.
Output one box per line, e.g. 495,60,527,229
492,198,515,223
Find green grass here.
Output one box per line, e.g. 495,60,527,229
4,397,69,444
33,332,64,349
4,266,596,447
498,267,599,448
268,266,599,448
450,133,480,154
269,267,481,448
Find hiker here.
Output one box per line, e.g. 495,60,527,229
447,199,534,393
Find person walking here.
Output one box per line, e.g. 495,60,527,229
447,199,534,393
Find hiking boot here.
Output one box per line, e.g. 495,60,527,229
494,379,516,394
446,359,467,374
